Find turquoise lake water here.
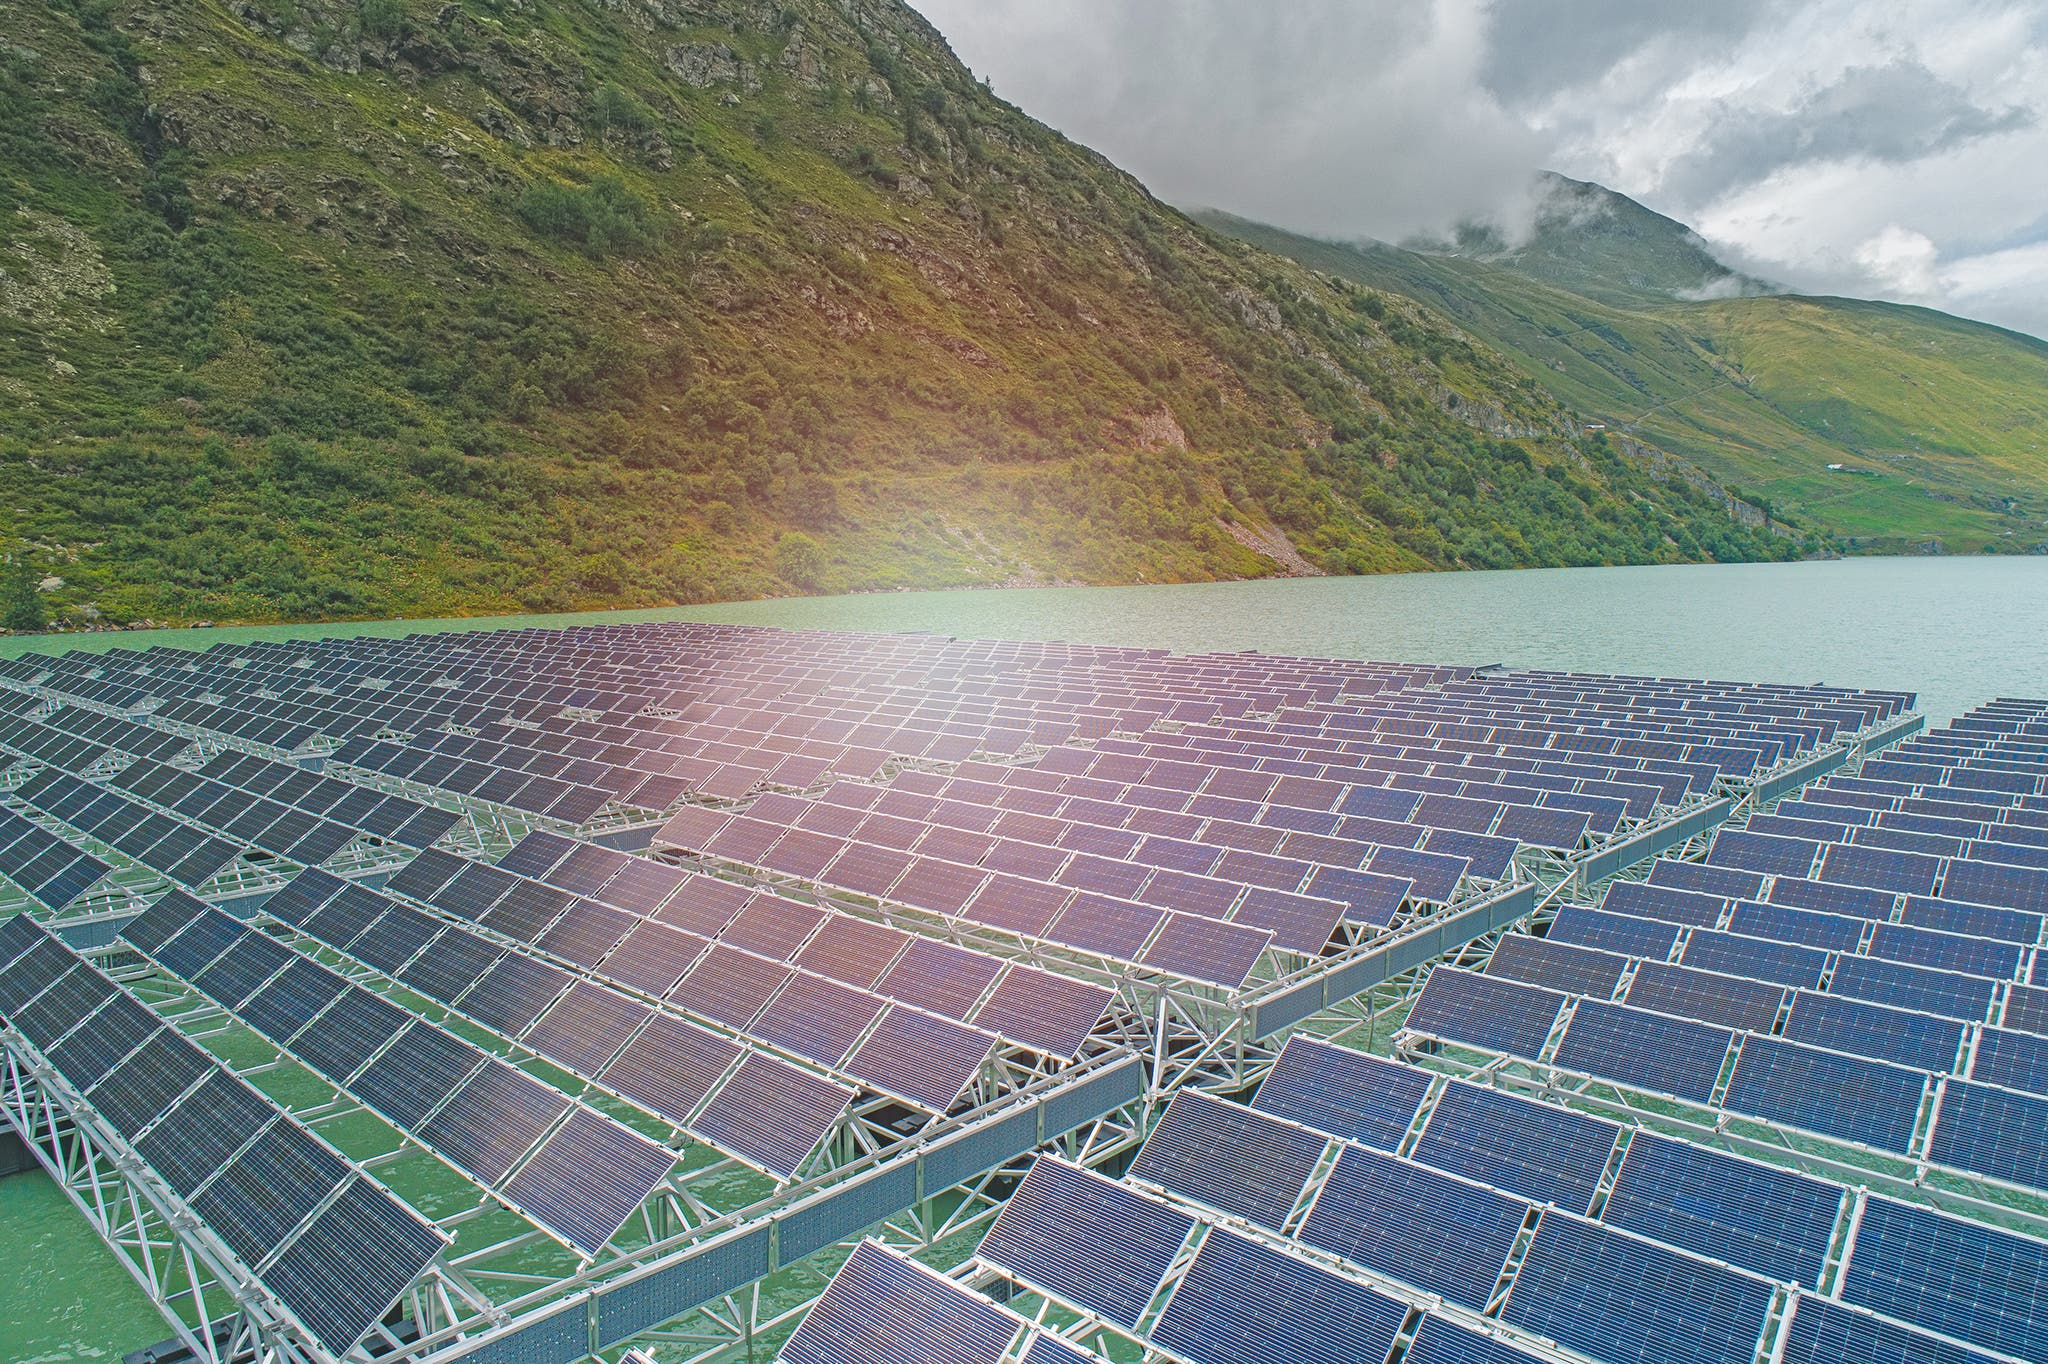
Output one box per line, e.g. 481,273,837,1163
4,553,2046,1357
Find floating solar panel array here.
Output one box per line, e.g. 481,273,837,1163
118,889,677,1255
796,1032,2044,1364
0,625,1922,1363
0,914,445,1355
1402,699,2048,1198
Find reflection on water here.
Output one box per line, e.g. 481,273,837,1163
9,556,2045,721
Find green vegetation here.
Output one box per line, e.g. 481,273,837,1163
0,0,1797,629
1203,184,2048,555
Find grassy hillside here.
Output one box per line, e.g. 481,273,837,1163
1204,203,2048,555
0,0,1795,628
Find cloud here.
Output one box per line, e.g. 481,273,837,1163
914,0,1551,243
911,0,2048,337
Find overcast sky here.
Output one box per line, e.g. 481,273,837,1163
912,0,2048,339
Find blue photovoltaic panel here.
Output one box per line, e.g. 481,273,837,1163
1129,1092,1324,1229
783,1241,1019,1364
1602,880,1725,928
1412,1082,1619,1214
261,1176,446,1356
1404,1318,1549,1364
594,1010,736,1126
419,1060,569,1183
1828,954,1996,1023
1405,967,1563,1060
1781,1296,2002,1364
1298,1144,1527,1310
1839,1196,2048,1362
500,1107,676,1257
1782,991,1964,1074
1487,934,1626,999
1708,829,1819,879
1624,961,1785,1034
353,1021,486,1130
1152,1228,1409,1364
1649,859,1765,899
1869,922,2021,981
844,1009,995,1113
292,987,410,1084
1818,843,1940,896
1601,1133,1841,1288
133,1072,277,1197
1545,905,1681,961
190,1122,349,1268
1724,900,1865,953
1768,875,1894,920
1929,1080,2048,1191
1251,1036,1431,1151
980,1159,1192,1328
87,1030,211,1136
1501,1212,1773,1364
1902,895,2042,946
1942,858,2048,915
687,1053,853,1179
1553,1000,1732,1104
1722,1036,1924,1153
1971,1025,2048,1095
1680,929,1828,990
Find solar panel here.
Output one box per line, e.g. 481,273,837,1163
1299,1142,1527,1309
1490,936,1626,1002
500,1107,677,1256
86,1030,211,1136
42,995,160,1090
687,1052,852,1179
1780,1295,2001,1364
1782,991,1963,1074
260,1176,445,1355
1252,1035,1431,1150
980,1159,1192,1327
1500,1213,1773,1364
190,1121,350,1267
1828,954,1996,1023
133,1072,277,1196
1129,1092,1325,1228
1603,880,1725,928
352,1020,486,1130
1648,859,1765,899
783,1241,1021,1364
1679,929,1827,990
844,1009,995,1112
457,953,574,1036
418,1059,570,1183
292,987,411,1083
1553,1000,1732,1104
1546,905,1682,960
600,1011,741,1124
1404,1318,1550,1364
1839,1196,2048,1361
1412,1082,1619,1214
1928,1079,2048,1192
970,968,1110,1059
1722,1036,1924,1153
1624,961,1785,1033
1405,967,1563,1059
1151,1228,1410,1364
1601,1133,1840,1288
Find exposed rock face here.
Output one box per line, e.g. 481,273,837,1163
665,43,759,91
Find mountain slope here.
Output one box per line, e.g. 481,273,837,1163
0,0,1795,627
1203,193,2048,554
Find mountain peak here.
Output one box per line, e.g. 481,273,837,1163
1406,172,1777,308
